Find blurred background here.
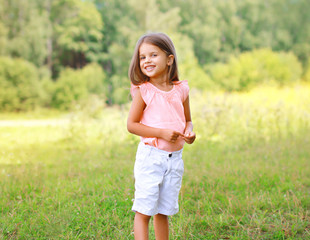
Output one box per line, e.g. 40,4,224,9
1,1,310,238
0,0,309,111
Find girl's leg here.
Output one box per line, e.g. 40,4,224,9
134,212,151,240
153,213,169,240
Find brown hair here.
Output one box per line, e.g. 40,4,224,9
128,32,179,85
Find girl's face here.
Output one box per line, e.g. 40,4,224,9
139,43,174,81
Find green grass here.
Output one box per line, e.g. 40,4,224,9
0,85,309,239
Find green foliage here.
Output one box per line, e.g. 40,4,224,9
0,0,50,67
207,49,302,91
160,0,310,67
303,60,310,82
110,75,130,105
55,1,102,52
0,0,310,110
52,63,106,110
0,21,8,55
179,53,216,91
52,0,104,69
39,77,55,108
0,57,41,111
52,69,87,110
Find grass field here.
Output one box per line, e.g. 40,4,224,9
0,84,309,239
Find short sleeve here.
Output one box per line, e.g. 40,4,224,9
177,80,189,102
130,83,152,104
130,83,139,98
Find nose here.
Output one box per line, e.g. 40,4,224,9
145,56,151,63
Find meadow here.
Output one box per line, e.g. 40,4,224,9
0,84,309,239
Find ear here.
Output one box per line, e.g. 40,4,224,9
167,55,174,66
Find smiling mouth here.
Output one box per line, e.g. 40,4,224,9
145,66,155,72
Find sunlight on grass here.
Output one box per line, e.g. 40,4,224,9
0,84,309,239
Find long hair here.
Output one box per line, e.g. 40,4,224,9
128,32,179,85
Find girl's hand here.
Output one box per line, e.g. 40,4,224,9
160,129,184,143
183,131,196,144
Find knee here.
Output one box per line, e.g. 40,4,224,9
154,213,168,220
135,212,151,222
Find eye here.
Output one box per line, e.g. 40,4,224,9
140,56,145,60
152,53,157,57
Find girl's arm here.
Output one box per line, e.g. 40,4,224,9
183,96,196,144
127,88,183,143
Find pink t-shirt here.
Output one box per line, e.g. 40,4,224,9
131,80,189,152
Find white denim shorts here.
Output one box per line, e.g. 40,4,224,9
132,142,184,216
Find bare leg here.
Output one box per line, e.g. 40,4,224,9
154,214,169,240
134,212,151,240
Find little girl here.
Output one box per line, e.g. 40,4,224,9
127,32,196,240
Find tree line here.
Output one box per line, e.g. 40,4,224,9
0,0,309,111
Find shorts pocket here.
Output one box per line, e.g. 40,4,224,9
134,145,152,174
173,158,184,176
171,159,184,189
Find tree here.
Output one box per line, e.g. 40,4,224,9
271,0,310,67
0,0,50,67
52,63,107,110
0,57,41,111
0,21,8,55
52,0,104,70
206,49,302,91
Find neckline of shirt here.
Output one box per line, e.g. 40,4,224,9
147,82,176,93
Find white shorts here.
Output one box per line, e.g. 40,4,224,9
132,142,184,216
